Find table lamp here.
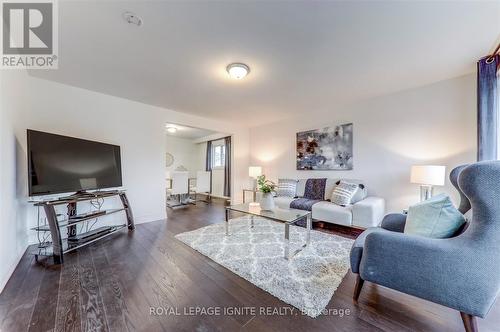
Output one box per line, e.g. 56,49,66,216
410,165,446,201
248,166,262,190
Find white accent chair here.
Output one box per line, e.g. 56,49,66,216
191,171,211,203
167,171,189,208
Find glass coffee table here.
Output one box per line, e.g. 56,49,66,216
225,203,312,259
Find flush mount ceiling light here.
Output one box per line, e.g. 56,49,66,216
123,11,143,26
166,125,177,133
226,63,250,79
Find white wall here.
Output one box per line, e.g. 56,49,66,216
194,142,207,172
165,135,202,177
0,72,29,292
250,74,476,212
0,71,250,292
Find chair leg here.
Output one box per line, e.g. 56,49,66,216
353,275,364,302
460,312,478,332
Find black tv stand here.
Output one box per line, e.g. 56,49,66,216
31,190,134,264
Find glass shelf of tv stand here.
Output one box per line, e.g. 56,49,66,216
31,208,126,232
29,190,126,206
33,224,127,258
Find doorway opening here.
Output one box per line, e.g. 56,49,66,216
164,123,231,208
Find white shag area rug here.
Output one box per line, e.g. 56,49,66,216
175,216,354,318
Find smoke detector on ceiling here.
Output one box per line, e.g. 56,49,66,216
123,11,142,26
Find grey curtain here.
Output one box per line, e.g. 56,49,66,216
205,141,212,193
477,55,499,161
224,136,231,197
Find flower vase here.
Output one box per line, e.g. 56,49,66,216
259,192,275,211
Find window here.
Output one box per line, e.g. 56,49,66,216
212,144,226,168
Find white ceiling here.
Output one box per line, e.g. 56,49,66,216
31,1,500,127
165,123,216,140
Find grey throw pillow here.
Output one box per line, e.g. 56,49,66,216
331,181,359,206
275,179,298,197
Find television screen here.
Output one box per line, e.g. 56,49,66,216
28,130,122,196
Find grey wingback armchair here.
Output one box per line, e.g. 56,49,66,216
350,162,500,332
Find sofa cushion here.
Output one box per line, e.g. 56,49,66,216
312,201,352,226
404,194,466,239
352,197,385,228
274,196,295,209
275,179,298,197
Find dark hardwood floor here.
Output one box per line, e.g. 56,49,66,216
1,199,499,331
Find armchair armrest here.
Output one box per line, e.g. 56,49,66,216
360,231,497,317
380,213,407,232
352,197,385,228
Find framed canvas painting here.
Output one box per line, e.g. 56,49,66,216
296,123,353,170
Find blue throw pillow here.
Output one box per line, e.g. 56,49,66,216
404,194,466,239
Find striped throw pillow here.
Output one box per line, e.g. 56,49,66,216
331,181,359,206
276,179,298,197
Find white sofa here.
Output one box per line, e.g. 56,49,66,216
274,178,385,229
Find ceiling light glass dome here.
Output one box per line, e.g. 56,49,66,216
226,63,250,79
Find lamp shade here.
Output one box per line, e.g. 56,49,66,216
248,166,262,178
410,165,446,186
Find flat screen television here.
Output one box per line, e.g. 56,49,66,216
27,130,122,196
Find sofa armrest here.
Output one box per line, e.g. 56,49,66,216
380,213,407,232
352,197,385,228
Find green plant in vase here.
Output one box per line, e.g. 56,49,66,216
256,175,276,210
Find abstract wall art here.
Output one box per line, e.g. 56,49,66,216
296,123,353,170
